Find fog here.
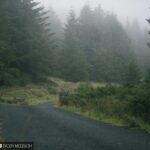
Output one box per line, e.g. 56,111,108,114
36,0,150,28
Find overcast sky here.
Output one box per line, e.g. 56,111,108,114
36,0,150,28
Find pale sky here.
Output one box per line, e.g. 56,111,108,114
36,0,150,28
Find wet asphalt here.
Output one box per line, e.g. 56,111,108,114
0,103,150,150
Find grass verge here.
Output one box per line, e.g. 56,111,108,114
57,105,126,126
58,105,150,133
58,83,150,133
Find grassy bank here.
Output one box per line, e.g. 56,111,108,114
0,83,58,105
0,78,97,105
59,105,150,132
58,83,150,133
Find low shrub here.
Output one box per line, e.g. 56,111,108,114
59,83,150,123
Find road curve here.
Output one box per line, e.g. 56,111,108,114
0,103,150,150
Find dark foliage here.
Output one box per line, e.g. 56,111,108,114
0,0,54,85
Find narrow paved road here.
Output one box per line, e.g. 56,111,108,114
0,103,150,150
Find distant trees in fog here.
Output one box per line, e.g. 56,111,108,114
0,1,149,85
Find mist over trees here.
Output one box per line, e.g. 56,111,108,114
57,4,139,82
0,0,149,85
47,7,63,40
126,20,150,76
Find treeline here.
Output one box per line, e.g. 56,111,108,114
0,1,149,86
57,5,139,82
56,5,150,83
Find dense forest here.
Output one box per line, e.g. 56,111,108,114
0,0,150,86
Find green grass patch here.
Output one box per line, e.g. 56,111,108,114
0,84,59,105
0,78,109,105
58,105,150,133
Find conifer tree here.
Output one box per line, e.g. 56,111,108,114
0,0,54,85
60,10,88,81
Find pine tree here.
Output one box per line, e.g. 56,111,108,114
78,3,94,63
102,12,132,82
60,10,88,82
0,0,54,85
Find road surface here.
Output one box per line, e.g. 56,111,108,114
0,103,150,150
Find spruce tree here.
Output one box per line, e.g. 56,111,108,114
0,0,54,85
60,10,88,82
